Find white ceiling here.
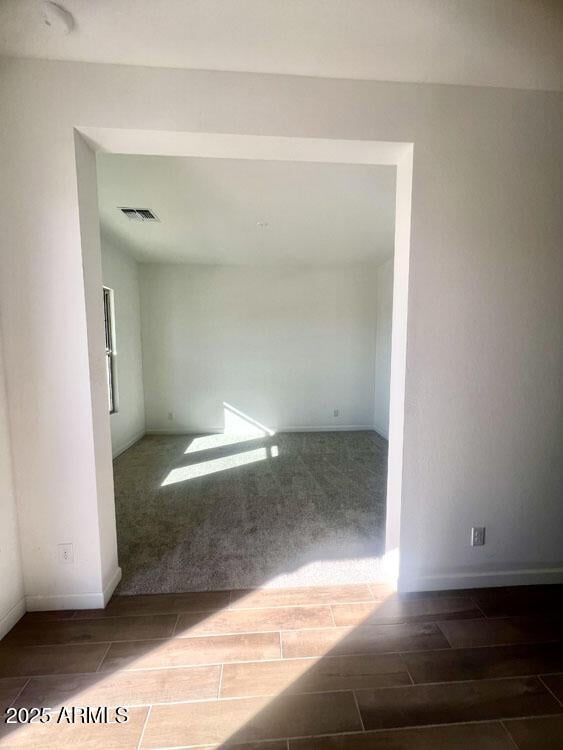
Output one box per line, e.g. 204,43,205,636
1,1,561,91
96,154,396,265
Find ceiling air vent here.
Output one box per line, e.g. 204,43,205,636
119,207,159,222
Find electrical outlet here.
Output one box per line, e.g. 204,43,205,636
58,543,74,564
333,409,339,417
471,526,486,547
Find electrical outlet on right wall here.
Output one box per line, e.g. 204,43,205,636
471,526,486,546
58,543,74,564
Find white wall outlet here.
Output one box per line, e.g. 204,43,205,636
471,526,486,546
58,543,74,564
167,411,174,421
333,409,339,417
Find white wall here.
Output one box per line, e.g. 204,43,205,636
373,258,394,438
0,59,561,604
101,238,146,456
140,264,378,432
0,329,25,637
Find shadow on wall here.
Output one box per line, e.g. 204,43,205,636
113,402,389,593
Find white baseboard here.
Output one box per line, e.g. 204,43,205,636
278,425,375,432
146,428,223,435
399,566,563,592
112,430,146,458
0,597,26,640
26,567,122,612
146,425,375,435
102,565,122,606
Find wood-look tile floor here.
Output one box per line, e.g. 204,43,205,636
0,583,562,748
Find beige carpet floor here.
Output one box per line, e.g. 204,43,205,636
113,430,388,593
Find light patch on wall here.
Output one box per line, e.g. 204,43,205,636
184,403,276,454
223,402,275,436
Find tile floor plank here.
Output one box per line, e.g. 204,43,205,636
20,611,76,623
289,721,515,749
0,677,28,710
221,653,411,698
403,642,563,684
191,743,287,750
503,715,563,749
282,622,449,659
369,583,397,599
4,614,178,647
438,617,563,648
176,604,333,637
1,584,561,750
474,586,563,618
230,584,377,609
100,631,281,671
541,673,563,703
141,692,362,747
0,705,148,749
0,643,110,678
14,664,220,709
331,595,482,626
73,590,231,619
355,676,561,730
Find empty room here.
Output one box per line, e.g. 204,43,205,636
0,2,562,749
99,153,396,594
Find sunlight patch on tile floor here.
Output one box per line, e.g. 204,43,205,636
254,556,387,589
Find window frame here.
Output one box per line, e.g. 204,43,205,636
103,286,118,414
